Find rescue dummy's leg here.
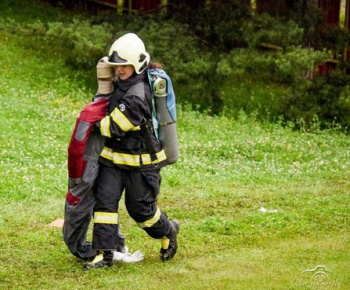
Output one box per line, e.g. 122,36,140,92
124,170,180,262
63,188,127,261
63,189,97,260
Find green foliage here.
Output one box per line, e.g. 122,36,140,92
45,20,112,68
287,1,350,55
217,47,330,84
0,0,65,24
284,68,350,130
215,47,331,122
171,1,350,128
243,13,304,48
8,11,215,109
170,0,252,51
2,0,350,129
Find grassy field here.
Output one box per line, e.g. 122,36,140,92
0,1,349,289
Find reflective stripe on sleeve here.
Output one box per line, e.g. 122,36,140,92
100,116,111,138
93,212,118,224
110,108,140,132
137,207,161,228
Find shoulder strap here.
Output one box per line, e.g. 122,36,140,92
140,119,158,164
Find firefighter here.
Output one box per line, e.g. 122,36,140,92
84,33,179,269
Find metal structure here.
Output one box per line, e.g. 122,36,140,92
85,0,168,14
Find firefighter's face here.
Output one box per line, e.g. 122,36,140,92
115,65,134,80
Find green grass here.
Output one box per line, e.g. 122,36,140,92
0,1,349,289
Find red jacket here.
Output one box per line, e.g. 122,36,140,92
66,97,108,205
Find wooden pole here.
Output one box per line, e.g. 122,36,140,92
345,0,350,63
128,0,132,14
117,0,124,14
345,0,350,30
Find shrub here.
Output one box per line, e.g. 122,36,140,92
28,14,217,110
171,0,253,51
242,13,304,49
284,68,350,130
45,19,112,68
6,0,350,129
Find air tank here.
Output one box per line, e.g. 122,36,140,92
153,77,179,164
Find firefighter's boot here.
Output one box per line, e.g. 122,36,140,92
160,220,180,262
83,251,114,269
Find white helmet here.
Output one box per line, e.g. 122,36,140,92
107,33,150,74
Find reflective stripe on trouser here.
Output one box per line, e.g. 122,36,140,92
92,212,119,251
93,212,118,224
137,206,161,228
135,206,171,240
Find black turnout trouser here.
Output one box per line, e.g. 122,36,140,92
92,163,171,251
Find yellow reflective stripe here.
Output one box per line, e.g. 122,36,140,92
101,147,140,166
138,207,161,228
141,150,167,165
161,237,170,249
93,212,118,224
90,254,103,264
110,108,140,132
100,147,167,167
100,116,111,138
100,147,114,159
112,152,140,166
